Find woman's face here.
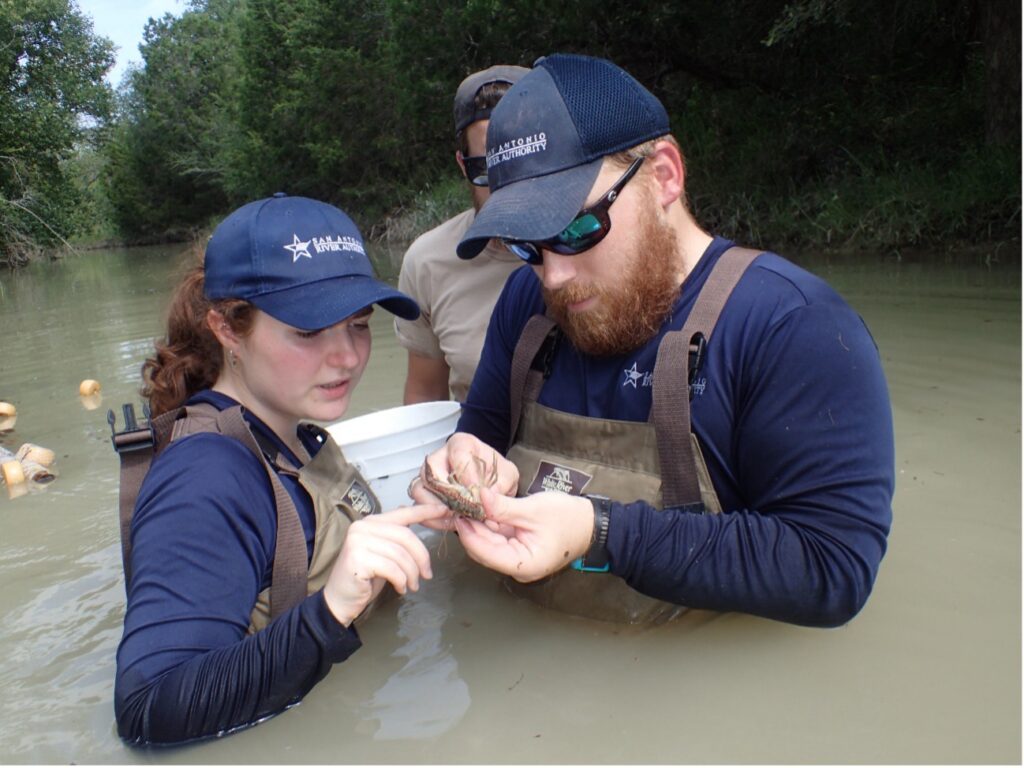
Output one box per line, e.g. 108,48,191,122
232,307,373,436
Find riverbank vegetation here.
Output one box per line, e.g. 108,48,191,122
2,0,1020,267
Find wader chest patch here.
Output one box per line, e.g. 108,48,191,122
526,461,593,497
341,479,378,517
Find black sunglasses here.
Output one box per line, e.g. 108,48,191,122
502,156,645,266
460,154,489,187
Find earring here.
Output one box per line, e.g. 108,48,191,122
228,349,238,369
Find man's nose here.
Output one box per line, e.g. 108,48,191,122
539,251,577,291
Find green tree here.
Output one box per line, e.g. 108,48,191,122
99,0,1019,251
0,0,113,265
103,0,236,240
227,0,427,223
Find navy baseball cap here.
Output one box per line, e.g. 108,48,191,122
453,64,529,134
204,194,419,330
456,53,670,259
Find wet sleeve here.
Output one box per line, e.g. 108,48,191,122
114,436,362,745
608,303,895,627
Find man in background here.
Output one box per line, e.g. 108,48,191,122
395,65,527,403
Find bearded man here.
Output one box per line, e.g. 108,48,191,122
412,53,895,627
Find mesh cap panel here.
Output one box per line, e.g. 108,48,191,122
538,54,669,160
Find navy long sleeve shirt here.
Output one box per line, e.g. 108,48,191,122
458,238,895,627
114,391,362,746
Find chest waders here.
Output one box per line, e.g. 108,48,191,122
504,247,761,623
112,403,380,633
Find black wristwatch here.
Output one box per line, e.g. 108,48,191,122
571,494,611,572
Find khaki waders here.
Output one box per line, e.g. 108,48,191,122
503,247,760,623
114,403,380,632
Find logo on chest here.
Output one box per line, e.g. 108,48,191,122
623,362,653,389
526,461,593,496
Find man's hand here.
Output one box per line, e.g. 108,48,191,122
453,487,594,582
409,432,519,514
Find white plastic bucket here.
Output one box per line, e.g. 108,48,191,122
325,401,461,511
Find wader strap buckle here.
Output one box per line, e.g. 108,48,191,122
687,333,707,400
108,403,153,454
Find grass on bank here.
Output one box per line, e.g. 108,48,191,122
696,145,1021,255
369,176,472,246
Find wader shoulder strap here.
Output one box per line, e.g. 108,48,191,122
211,407,308,621
508,313,558,445
652,246,763,507
116,403,307,620
115,407,181,586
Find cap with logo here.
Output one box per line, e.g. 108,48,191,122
453,64,530,135
204,193,419,330
456,53,670,259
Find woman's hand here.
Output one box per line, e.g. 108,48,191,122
454,487,594,582
322,503,449,627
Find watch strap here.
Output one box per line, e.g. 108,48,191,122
571,494,611,572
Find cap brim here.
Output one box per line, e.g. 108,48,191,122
456,159,603,259
249,275,420,331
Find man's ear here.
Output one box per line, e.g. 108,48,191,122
455,150,468,180
206,309,238,350
646,140,685,210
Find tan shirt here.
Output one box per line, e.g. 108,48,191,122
394,208,523,402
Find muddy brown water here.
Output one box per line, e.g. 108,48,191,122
0,243,1019,763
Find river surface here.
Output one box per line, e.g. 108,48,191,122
0,243,1019,763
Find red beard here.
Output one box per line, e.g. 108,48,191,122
543,202,682,357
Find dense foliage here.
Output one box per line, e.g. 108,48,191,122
0,0,113,265
103,1,234,240
2,0,1020,264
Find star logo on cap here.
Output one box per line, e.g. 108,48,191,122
284,234,313,262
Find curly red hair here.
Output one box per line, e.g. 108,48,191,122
141,255,255,417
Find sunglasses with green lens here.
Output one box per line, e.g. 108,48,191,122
503,156,645,266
